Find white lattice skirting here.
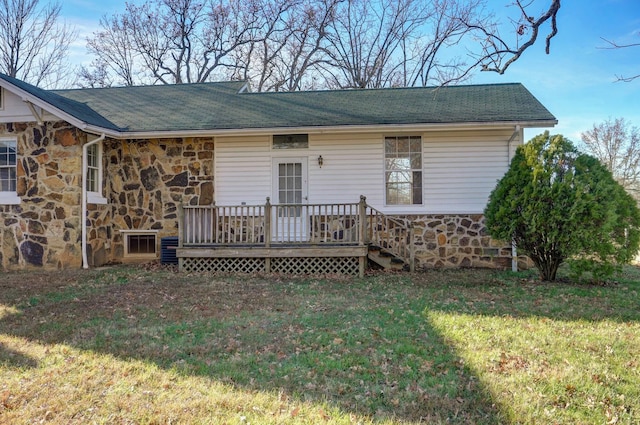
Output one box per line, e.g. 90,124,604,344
180,256,360,275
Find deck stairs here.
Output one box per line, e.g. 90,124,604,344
367,245,408,271
365,206,414,272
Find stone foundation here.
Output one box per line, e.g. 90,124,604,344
407,214,528,269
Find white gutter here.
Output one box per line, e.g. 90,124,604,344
82,133,106,269
507,125,521,273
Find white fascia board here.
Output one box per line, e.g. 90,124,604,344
95,120,558,140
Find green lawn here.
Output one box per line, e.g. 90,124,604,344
0,265,638,424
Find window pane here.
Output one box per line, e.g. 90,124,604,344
273,134,309,149
87,144,97,167
0,141,16,166
385,139,396,153
413,171,422,204
410,138,421,153
410,153,421,169
87,168,98,192
396,137,409,153
0,168,10,191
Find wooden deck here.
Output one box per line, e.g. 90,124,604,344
175,196,414,276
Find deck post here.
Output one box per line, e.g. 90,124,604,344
177,203,184,272
210,201,218,243
177,203,184,248
359,195,367,245
264,197,271,273
358,195,367,278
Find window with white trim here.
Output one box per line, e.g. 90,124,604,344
86,142,107,204
384,136,423,205
0,137,19,205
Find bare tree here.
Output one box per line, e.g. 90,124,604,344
79,12,139,87
241,0,341,92
83,0,267,86
81,0,563,90
77,60,114,88
321,0,428,89
226,0,298,91
0,0,75,88
405,0,491,86
581,118,640,199
600,36,640,82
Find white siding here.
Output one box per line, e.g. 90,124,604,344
0,88,58,123
309,133,382,206
213,128,520,214
214,136,272,205
423,129,517,213
215,133,384,207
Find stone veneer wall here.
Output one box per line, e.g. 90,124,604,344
407,214,528,270
0,124,215,269
98,137,214,265
0,121,84,269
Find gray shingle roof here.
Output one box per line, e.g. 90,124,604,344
1,73,556,134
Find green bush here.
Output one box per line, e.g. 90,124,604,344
484,132,640,281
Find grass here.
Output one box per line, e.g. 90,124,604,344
0,265,639,424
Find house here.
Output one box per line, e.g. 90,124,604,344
0,73,556,274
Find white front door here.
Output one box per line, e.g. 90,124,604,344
272,157,308,241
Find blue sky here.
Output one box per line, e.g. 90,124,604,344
60,0,639,144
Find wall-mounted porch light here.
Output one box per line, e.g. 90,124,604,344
318,155,324,168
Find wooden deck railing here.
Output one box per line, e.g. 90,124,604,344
179,197,366,247
178,196,414,269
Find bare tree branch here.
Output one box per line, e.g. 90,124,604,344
461,0,560,75
600,37,640,50
0,0,76,88
599,35,640,82
321,0,429,89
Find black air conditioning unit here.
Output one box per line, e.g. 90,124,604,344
160,237,179,265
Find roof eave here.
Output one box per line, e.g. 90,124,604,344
0,78,114,132
84,119,558,140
